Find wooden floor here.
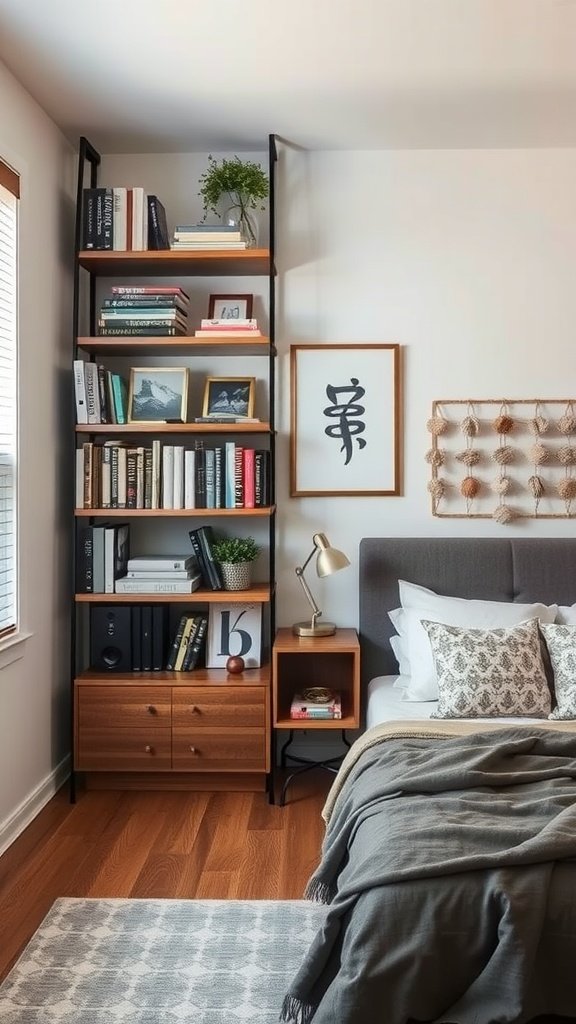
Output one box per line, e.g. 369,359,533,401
0,771,331,984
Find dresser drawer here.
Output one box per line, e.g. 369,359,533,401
75,727,171,771
172,687,266,729
77,686,171,729
173,728,266,770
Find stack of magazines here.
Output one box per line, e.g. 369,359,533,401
290,692,342,720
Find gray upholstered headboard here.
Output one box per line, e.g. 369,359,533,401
359,538,576,696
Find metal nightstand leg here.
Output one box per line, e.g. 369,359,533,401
278,729,350,806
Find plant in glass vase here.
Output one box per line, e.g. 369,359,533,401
198,156,269,247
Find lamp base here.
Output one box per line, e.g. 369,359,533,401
292,621,337,638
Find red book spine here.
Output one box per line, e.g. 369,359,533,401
243,448,255,509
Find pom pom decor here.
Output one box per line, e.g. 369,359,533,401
493,414,514,435
493,476,511,496
455,449,480,466
460,415,479,437
558,446,576,466
528,475,545,499
428,478,445,500
426,416,448,436
558,414,576,436
529,444,549,465
528,416,549,436
557,478,576,501
425,448,444,467
460,476,480,500
493,505,515,524
492,445,515,465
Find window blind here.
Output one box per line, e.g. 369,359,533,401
0,166,18,638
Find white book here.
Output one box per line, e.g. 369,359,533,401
75,448,84,507
84,362,101,424
184,449,196,509
131,187,148,250
151,439,161,510
162,445,174,509
127,555,196,571
112,187,127,250
115,574,201,594
73,359,88,424
126,569,195,579
117,447,127,508
173,445,184,510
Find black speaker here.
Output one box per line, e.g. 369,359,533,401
90,606,132,672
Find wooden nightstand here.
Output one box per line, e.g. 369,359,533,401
272,628,360,804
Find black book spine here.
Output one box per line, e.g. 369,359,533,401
152,605,168,671
141,605,153,671
131,605,142,671
183,614,209,671
147,195,171,251
75,525,93,592
188,529,211,588
82,189,97,249
97,364,108,423
197,525,223,590
194,441,206,508
166,614,187,671
94,187,113,250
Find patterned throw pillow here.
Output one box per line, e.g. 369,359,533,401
540,623,576,720
422,617,551,719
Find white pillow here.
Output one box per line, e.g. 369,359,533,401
398,580,558,701
540,623,576,719
389,634,410,678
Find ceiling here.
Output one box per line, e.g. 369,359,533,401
0,0,576,153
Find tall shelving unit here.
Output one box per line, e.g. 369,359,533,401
70,136,277,797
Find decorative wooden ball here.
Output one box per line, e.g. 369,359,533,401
226,655,245,674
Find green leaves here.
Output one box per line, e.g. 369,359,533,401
212,535,261,564
199,156,269,218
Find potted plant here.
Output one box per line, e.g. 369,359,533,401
212,535,261,591
198,156,269,247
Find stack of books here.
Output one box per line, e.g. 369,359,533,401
97,285,189,337
170,224,247,250
194,317,262,339
166,613,209,672
76,522,130,594
290,692,342,720
115,554,201,594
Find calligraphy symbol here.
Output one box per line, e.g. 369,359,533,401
323,378,366,465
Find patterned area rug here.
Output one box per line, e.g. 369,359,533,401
0,897,328,1023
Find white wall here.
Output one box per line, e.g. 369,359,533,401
0,59,75,853
276,147,576,632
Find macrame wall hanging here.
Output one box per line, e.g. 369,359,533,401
427,399,576,523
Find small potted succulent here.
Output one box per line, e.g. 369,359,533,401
212,535,261,591
198,155,269,247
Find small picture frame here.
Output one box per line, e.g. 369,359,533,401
128,366,188,423
206,603,262,668
208,294,253,320
202,376,255,418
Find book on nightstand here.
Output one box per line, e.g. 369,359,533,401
290,692,342,720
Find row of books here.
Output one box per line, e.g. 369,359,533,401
166,614,209,671
76,521,130,593
290,692,342,720
170,224,247,251
97,285,189,337
76,441,271,510
82,188,170,251
74,360,128,425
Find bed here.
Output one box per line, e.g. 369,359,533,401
280,538,576,1024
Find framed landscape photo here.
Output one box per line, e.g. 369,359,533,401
202,376,255,418
128,366,188,423
206,603,262,668
207,293,253,320
290,343,402,497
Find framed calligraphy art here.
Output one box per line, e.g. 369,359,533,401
290,344,402,497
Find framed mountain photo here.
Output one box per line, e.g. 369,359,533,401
128,367,188,423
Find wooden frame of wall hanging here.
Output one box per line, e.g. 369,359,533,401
428,398,576,522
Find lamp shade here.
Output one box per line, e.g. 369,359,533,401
314,532,350,577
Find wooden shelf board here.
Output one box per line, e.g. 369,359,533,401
75,667,270,686
75,506,275,518
273,628,359,652
77,249,272,277
76,422,271,435
77,336,274,357
274,716,358,730
75,585,271,604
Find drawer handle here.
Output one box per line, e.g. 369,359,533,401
189,745,199,755
146,705,156,714
189,705,199,713
145,745,153,754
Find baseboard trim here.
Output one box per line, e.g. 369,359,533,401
0,755,70,858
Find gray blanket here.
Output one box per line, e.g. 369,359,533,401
280,728,576,1024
